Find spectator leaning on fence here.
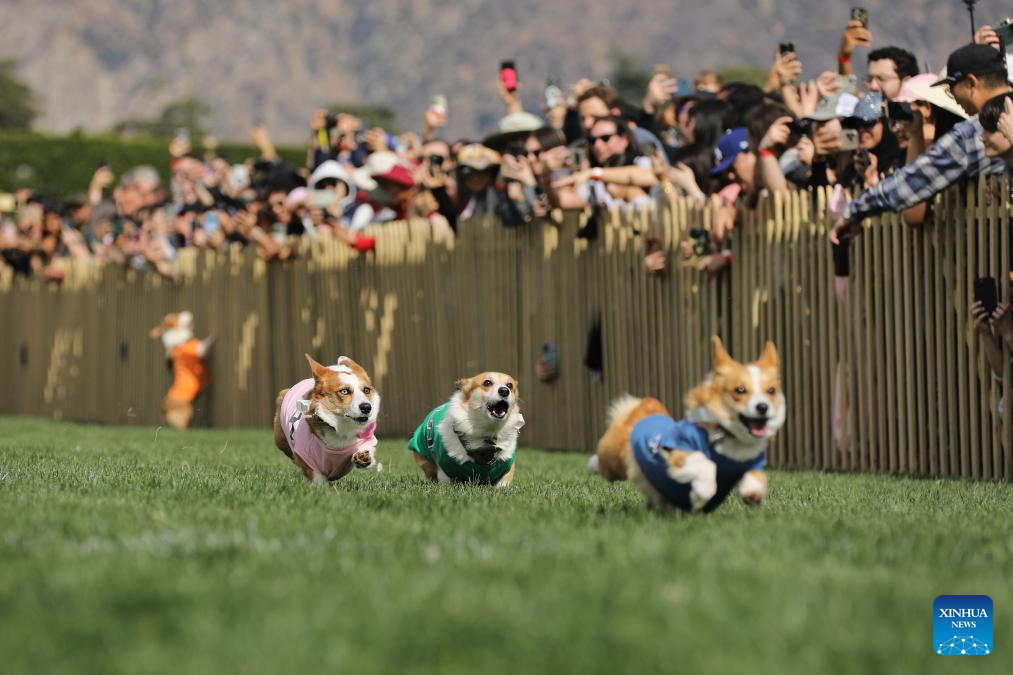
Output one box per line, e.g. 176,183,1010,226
830,43,1013,244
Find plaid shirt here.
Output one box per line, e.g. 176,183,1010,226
844,116,1006,222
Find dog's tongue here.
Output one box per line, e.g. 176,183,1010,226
746,419,768,437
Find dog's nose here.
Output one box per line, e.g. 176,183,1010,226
497,386,511,398
755,402,769,416
359,402,372,414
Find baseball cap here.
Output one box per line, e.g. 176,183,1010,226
710,128,750,176
932,43,1008,87
849,92,884,124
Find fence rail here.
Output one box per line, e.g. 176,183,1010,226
2,179,1011,479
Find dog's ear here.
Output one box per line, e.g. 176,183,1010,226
305,354,331,381
755,341,778,370
711,336,733,372
454,378,467,391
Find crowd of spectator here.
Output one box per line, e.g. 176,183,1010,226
4,14,1013,283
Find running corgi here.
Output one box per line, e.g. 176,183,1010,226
592,337,785,512
149,311,212,430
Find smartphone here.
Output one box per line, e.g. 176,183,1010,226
840,129,860,151
653,63,672,77
203,211,221,234
570,145,586,169
778,42,796,57
500,61,518,93
544,79,563,109
974,277,999,316
429,94,447,116
851,7,869,28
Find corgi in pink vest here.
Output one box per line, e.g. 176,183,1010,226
273,355,382,484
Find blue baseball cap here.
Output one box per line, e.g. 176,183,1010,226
710,128,750,176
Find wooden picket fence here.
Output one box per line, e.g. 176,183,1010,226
1,177,1010,480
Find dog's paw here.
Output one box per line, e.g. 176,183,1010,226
738,471,767,506
352,450,374,468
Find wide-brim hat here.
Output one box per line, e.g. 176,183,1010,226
457,143,501,170
892,73,969,119
481,112,545,150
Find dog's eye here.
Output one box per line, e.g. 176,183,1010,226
735,386,747,395
339,387,352,396
482,379,493,387
362,386,371,395
767,387,776,395
506,382,513,389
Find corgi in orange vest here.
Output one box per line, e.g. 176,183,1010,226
149,311,213,430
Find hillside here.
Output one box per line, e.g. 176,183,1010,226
0,0,984,142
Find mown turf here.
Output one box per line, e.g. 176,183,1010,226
0,416,1009,674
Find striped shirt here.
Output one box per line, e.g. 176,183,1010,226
843,116,1006,222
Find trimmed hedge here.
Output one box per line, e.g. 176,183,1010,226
0,131,306,201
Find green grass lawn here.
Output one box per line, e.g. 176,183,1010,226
0,416,1010,675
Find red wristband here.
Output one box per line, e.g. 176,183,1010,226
759,149,775,158
837,53,851,65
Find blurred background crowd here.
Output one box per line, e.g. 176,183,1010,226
4,10,1013,282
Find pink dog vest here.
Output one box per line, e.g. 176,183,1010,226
281,378,377,480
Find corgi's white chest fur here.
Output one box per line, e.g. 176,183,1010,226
438,394,524,465
684,405,766,462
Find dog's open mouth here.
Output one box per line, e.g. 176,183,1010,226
739,414,769,438
486,400,510,420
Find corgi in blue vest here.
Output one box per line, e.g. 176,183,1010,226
591,336,785,512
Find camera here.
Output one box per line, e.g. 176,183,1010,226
850,7,869,28
778,42,796,56
325,112,339,129
787,119,812,137
505,141,526,158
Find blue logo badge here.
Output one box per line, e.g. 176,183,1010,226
934,595,992,655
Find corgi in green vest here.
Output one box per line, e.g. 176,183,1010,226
409,372,524,486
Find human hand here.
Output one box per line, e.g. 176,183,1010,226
773,49,802,88
796,136,815,166
797,80,820,118
569,78,595,102
645,250,667,274
669,163,703,197
816,71,841,98
760,116,794,150
975,24,1002,50
998,97,1013,145
829,216,861,245
972,300,995,335
551,169,592,189
496,79,524,113
91,166,115,190
500,154,537,186
643,73,678,113
540,146,570,174
839,19,872,57
854,149,878,185
992,301,1013,344
310,109,328,132
813,119,843,156
363,128,389,152
424,105,448,131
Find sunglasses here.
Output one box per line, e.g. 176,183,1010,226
590,133,618,143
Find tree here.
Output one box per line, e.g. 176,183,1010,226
0,60,40,131
718,66,769,89
115,96,211,139
607,49,651,106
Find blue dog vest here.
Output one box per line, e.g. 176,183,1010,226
630,414,765,512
